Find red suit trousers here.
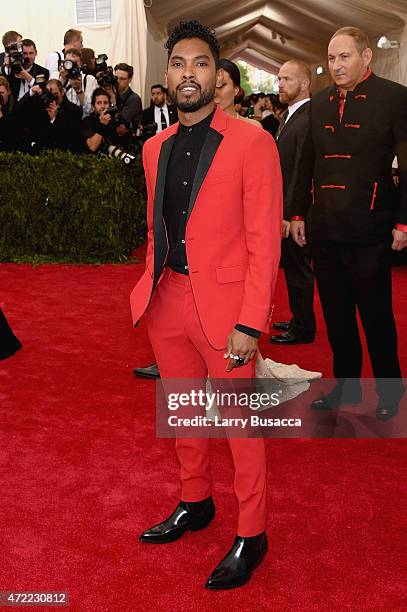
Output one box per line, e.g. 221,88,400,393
146,268,267,537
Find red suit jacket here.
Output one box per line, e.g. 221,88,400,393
130,105,283,349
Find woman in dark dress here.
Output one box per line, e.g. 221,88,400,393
0,308,22,360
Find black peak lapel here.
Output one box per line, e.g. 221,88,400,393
187,127,224,221
153,134,176,284
279,101,309,140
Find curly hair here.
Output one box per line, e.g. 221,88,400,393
165,20,220,67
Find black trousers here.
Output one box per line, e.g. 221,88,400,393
0,308,22,358
312,241,403,400
281,235,315,339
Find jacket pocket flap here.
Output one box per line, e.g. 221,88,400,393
216,264,247,283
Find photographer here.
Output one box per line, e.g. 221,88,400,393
82,87,114,152
18,78,82,153
141,84,177,140
1,38,49,102
81,48,96,77
44,28,83,76
0,30,22,67
113,63,142,124
50,48,96,117
0,76,18,151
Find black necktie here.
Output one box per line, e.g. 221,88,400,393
160,108,167,131
276,109,289,140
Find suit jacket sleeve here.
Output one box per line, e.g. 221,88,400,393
394,86,407,226
291,111,315,218
284,116,311,219
237,129,283,331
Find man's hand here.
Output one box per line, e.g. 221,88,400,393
391,229,407,251
46,101,58,120
69,77,83,93
282,219,290,238
290,220,306,246
16,68,32,81
99,112,111,126
59,66,68,85
116,124,128,136
31,84,42,96
224,329,258,372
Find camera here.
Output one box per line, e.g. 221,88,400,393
40,91,58,108
142,123,158,139
95,53,108,73
62,59,81,80
105,105,126,129
96,66,118,89
33,74,57,108
106,144,136,166
5,41,28,75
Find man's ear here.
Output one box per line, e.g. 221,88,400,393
362,47,373,68
216,68,224,88
164,71,168,88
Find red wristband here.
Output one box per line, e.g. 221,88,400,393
291,216,304,221
395,224,407,233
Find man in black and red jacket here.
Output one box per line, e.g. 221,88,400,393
290,26,407,420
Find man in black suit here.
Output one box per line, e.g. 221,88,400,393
291,26,407,420
1,39,48,102
18,78,82,152
141,83,177,140
271,60,316,345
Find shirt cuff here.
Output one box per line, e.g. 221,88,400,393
235,324,261,339
291,216,304,221
395,224,407,233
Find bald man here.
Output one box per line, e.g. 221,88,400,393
271,60,316,345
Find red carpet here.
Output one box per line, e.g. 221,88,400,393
1,254,407,611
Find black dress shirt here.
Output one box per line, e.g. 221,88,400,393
162,110,260,339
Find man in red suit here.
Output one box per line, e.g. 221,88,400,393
131,21,282,589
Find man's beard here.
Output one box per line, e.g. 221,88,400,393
168,83,215,112
279,85,301,105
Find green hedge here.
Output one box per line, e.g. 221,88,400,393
0,151,147,263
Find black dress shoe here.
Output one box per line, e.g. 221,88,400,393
140,496,215,543
376,402,399,421
270,331,314,345
133,363,160,379
272,320,292,331
311,382,362,411
205,531,268,589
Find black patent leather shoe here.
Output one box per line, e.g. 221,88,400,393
140,497,215,543
270,331,314,345
205,531,268,590
311,383,362,411
133,363,160,379
376,402,399,422
272,320,292,331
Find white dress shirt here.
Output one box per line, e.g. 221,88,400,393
50,70,97,118
286,97,310,123
154,103,170,132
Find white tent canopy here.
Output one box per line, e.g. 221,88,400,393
145,0,407,91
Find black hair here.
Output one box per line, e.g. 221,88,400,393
165,20,220,68
114,62,134,79
151,83,166,92
22,38,36,50
219,58,240,87
91,87,111,106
